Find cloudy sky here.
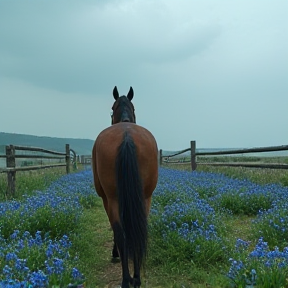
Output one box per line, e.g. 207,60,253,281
0,0,287,151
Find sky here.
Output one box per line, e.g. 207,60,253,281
0,0,287,151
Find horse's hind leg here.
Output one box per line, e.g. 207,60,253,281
93,169,118,258
112,222,131,288
131,259,141,288
98,194,119,258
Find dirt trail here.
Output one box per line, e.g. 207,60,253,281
94,225,123,288
102,255,122,288
99,244,147,288
98,239,159,288
90,202,161,288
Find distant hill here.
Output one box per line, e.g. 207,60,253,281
0,132,94,155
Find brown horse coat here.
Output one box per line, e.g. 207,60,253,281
92,122,158,222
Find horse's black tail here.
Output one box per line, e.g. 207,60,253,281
115,131,147,268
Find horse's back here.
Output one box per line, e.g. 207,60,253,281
92,122,158,199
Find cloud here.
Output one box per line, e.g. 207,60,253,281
0,0,222,95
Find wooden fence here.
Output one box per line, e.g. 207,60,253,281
77,155,92,165
159,141,288,171
0,144,76,196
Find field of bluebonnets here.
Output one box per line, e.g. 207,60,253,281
0,163,288,287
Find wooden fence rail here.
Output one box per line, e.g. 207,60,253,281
0,144,76,196
159,141,288,171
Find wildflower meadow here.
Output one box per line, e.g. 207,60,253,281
0,165,288,287
149,167,288,287
0,169,94,288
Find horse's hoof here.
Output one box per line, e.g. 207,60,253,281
111,257,120,263
112,251,119,258
112,247,119,258
130,277,141,288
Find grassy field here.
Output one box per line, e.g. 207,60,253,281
0,163,288,287
196,156,288,164
166,155,288,166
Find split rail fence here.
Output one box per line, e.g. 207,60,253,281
0,144,76,196
159,141,288,171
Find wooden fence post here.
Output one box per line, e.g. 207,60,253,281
6,145,16,196
66,144,70,174
159,149,162,166
190,141,197,171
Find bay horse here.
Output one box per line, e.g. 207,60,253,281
92,86,158,287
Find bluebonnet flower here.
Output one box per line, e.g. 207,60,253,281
249,237,269,258
59,234,72,248
22,231,31,239
5,252,18,262
10,230,20,240
2,265,13,278
227,258,244,280
16,239,25,250
228,237,288,286
235,238,250,253
46,241,55,259
72,267,84,281
35,231,43,245
53,258,64,274
14,258,26,270
29,270,48,287
45,260,53,275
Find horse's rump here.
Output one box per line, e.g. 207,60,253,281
93,122,158,202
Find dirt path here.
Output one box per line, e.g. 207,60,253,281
101,244,122,288
97,232,159,288
99,239,149,288
93,221,123,288
86,201,162,288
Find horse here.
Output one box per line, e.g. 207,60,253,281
92,86,158,288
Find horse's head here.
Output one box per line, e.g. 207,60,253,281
111,86,136,124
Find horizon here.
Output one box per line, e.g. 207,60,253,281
1,131,287,153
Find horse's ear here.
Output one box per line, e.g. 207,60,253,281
127,86,134,101
113,86,119,100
